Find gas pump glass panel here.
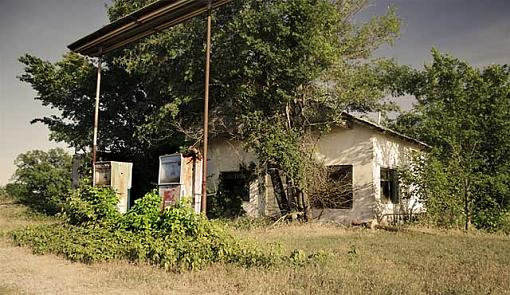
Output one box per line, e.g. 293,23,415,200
159,155,181,184
94,162,112,186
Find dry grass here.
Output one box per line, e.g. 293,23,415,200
1,201,509,295
0,203,54,236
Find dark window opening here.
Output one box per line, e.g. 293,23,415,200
380,168,400,204
313,165,353,209
207,171,250,219
219,171,250,202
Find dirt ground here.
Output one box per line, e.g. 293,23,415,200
1,241,132,295
0,235,214,295
0,203,199,295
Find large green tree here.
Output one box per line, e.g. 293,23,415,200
393,50,510,230
7,148,72,214
20,0,401,214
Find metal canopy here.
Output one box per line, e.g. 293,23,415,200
68,0,232,56
68,0,231,213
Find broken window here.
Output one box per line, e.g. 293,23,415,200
208,171,250,219
380,168,400,204
313,165,353,209
219,171,250,202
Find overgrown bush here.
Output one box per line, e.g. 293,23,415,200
206,192,246,219
63,186,121,228
493,212,510,235
0,186,10,202
11,187,327,271
399,152,510,233
221,217,275,231
119,190,161,233
399,153,465,228
206,165,257,219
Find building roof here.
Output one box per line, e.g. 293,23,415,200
342,113,430,150
68,0,233,56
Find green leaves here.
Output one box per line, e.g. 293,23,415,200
64,186,121,228
19,54,96,150
12,186,331,271
9,148,72,214
121,190,161,233
107,0,157,22
104,0,402,145
394,51,510,231
19,0,403,204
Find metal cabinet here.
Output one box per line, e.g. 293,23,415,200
94,161,133,213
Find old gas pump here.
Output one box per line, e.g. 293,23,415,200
94,161,133,213
158,153,202,213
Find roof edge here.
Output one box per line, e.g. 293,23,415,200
342,113,431,150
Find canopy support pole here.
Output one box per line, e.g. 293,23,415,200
92,50,103,186
201,1,212,213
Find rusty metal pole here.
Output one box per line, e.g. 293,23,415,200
201,1,212,213
92,51,103,186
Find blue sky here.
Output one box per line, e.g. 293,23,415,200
0,0,509,185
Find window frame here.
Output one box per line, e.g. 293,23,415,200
380,167,400,204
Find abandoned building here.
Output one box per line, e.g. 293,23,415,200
207,113,429,224
65,1,428,222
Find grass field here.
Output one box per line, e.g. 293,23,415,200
1,196,509,295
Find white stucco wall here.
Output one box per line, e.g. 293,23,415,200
312,124,376,224
373,133,424,219
207,121,425,223
207,138,260,216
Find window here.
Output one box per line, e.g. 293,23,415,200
313,165,353,209
219,171,250,202
380,168,399,204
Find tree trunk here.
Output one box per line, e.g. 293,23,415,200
286,178,299,211
302,190,312,222
463,178,470,231
296,190,304,212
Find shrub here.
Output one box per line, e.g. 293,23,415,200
11,225,137,263
63,186,121,228
220,217,274,231
11,207,285,270
206,164,258,219
120,190,161,233
496,212,510,234
0,186,11,202
206,191,246,219
12,187,329,270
